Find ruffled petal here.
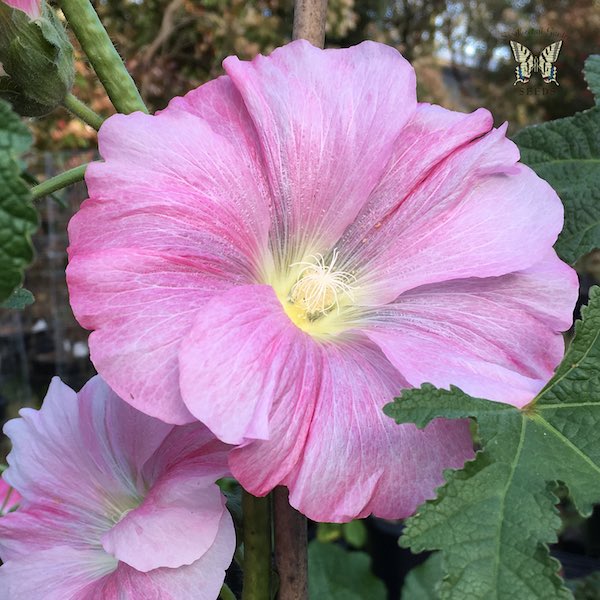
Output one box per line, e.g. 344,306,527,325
97,512,235,600
67,250,233,424
278,336,473,522
68,105,273,423
336,106,563,305
0,546,117,600
2,377,171,523
179,285,320,449
362,251,578,407
224,40,417,259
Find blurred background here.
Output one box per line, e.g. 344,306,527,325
1,0,599,596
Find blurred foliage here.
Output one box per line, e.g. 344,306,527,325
33,0,598,149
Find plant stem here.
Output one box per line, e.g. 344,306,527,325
273,487,308,600
292,0,328,47
63,93,105,130
219,583,236,600
30,164,88,200
57,0,147,114
242,491,271,600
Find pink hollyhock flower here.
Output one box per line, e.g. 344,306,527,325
1,0,40,19
67,40,578,522
0,376,235,599
0,478,20,516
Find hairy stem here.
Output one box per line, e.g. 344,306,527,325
63,93,105,130
30,164,88,200
242,491,271,600
57,0,147,114
292,0,328,47
274,487,308,600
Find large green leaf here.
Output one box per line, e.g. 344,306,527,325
0,99,37,302
308,541,386,599
384,287,600,600
402,554,442,600
584,55,600,104
514,105,600,265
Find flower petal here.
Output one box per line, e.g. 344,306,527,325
101,481,225,572
277,336,473,522
179,285,320,448
68,105,274,423
362,251,578,407
3,0,40,19
2,377,171,520
67,250,233,424
0,546,117,600
224,40,417,259
102,423,231,572
337,105,563,304
97,512,235,600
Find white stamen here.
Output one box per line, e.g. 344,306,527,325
289,249,356,318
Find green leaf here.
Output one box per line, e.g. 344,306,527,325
308,541,386,599
383,287,600,600
0,286,33,309
514,106,600,265
402,554,442,600
584,55,600,104
0,99,37,302
573,572,600,599
342,520,367,549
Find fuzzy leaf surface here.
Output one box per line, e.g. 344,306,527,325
384,287,600,599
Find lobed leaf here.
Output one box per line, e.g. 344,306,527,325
384,287,600,599
584,55,600,104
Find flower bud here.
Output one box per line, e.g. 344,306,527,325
0,1,74,116
2,0,40,20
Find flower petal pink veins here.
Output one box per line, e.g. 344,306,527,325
0,376,235,599
66,40,578,523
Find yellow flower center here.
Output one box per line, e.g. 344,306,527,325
275,249,357,336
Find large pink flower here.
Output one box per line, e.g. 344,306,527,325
67,40,578,522
0,376,235,599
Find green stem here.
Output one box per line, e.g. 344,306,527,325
63,93,105,130
242,491,272,600
57,0,147,114
31,164,88,200
219,583,236,600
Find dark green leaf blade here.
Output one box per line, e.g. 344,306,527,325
0,99,37,302
308,541,386,600
384,287,600,600
584,55,600,104
514,107,600,265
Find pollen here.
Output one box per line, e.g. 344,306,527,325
288,249,356,321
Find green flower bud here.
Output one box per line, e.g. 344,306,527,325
0,2,74,116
